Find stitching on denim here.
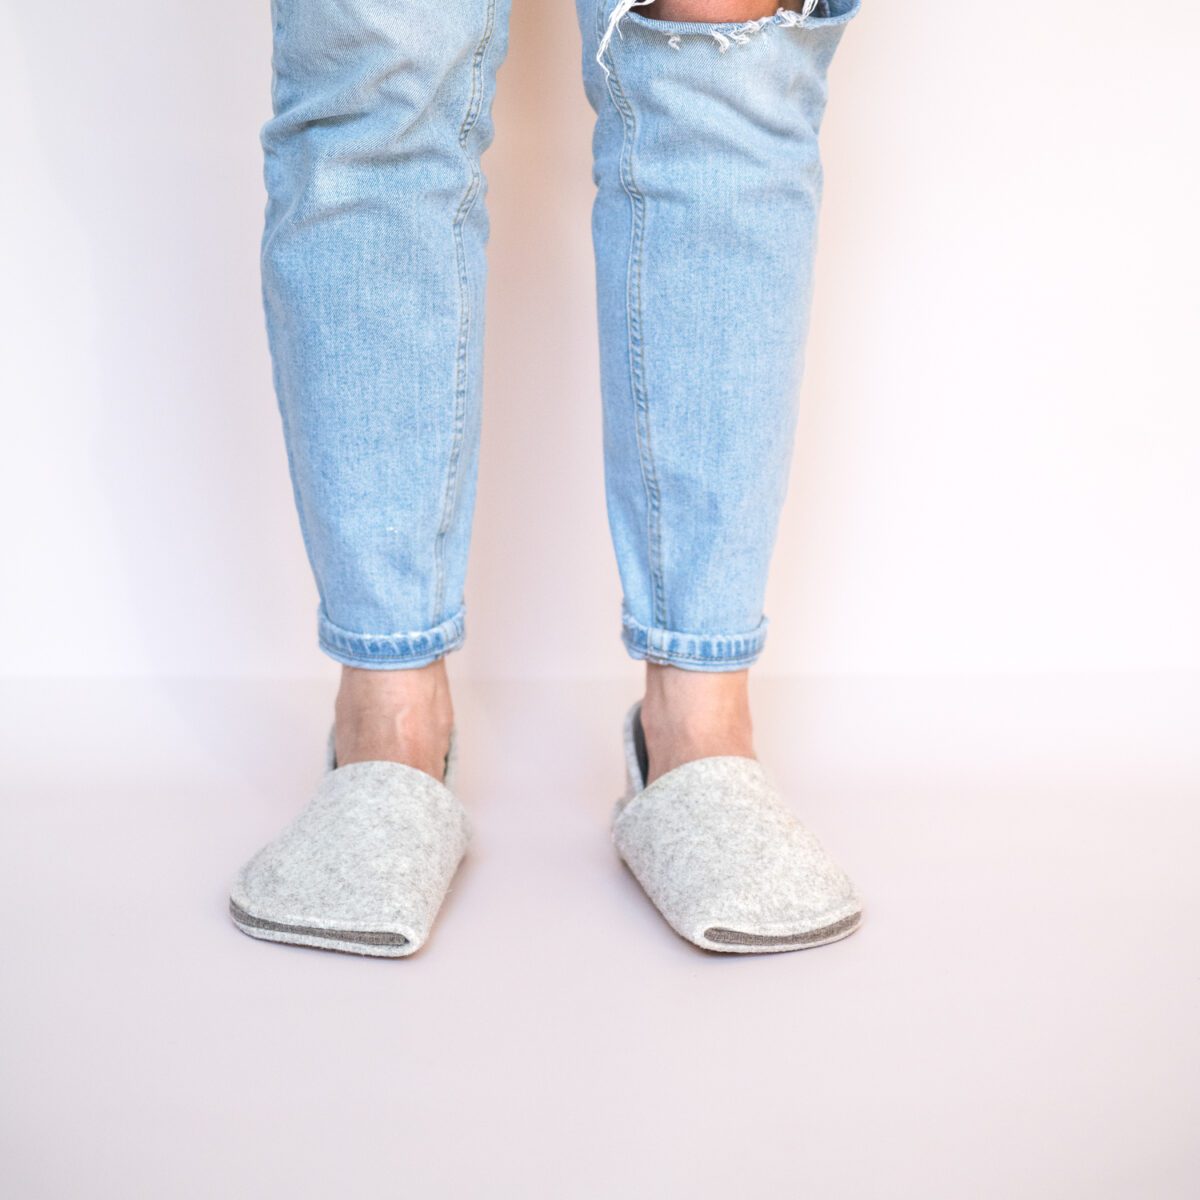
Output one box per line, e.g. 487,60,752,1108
260,5,332,627
620,608,768,665
595,0,655,81
629,642,764,665
321,628,461,651
264,281,328,620
320,608,465,640
597,0,667,629
435,0,497,625
261,257,329,620
640,650,759,665
320,643,461,660
319,645,460,666
319,609,466,663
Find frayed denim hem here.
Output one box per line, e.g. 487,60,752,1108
621,609,768,671
597,0,860,77
317,606,466,669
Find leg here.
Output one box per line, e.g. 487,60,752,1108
644,0,803,18
261,0,511,776
577,0,858,780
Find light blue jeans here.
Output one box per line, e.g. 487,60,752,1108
261,0,859,671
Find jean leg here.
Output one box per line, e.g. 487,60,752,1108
577,0,859,670
262,0,511,668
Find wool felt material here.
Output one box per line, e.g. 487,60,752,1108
229,729,467,957
614,702,862,953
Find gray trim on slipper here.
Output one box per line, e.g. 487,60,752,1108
227,900,410,948
614,702,863,954
229,728,467,958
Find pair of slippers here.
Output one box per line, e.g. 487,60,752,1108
229,703,863,957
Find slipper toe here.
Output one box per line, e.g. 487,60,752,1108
614,704,862,954
229,758,469,958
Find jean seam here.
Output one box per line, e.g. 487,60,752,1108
318,643,462,661
625,640,764,667
265,285,328,620
634,648,760,665
261,7,328,625
318,606,466,664
621,608,769,666
435,0,497,625
597,1,667,630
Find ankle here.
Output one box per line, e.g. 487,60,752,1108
337,658,451,714
333,661,454,776
639,664,754,781
642,661,749,722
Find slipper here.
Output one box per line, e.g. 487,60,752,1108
613,702,863,953
228,727,468,957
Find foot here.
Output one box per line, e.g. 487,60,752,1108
333,659,454,782
614,698,862,954
639,664,755,784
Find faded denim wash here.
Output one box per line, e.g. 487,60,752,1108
260,0,859,671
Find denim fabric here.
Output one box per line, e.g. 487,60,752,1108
260,0,858,671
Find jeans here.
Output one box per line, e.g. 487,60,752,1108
260,0,859,671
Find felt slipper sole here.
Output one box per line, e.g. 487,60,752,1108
704,909,862,949
228,899,411,955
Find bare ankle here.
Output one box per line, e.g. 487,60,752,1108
640,664,754,782
333,660,454,778
642,662,749,719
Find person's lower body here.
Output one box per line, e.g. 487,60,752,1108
232,0,863,956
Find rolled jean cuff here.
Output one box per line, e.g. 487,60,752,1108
621,609,768,672
317,606,466,669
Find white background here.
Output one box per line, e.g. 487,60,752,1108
2,7,1198,1198
2,1,1197,683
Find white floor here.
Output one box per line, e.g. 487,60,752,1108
2,674,1197,1198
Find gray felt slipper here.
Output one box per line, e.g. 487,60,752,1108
228,728,468,957
613,702,863,954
